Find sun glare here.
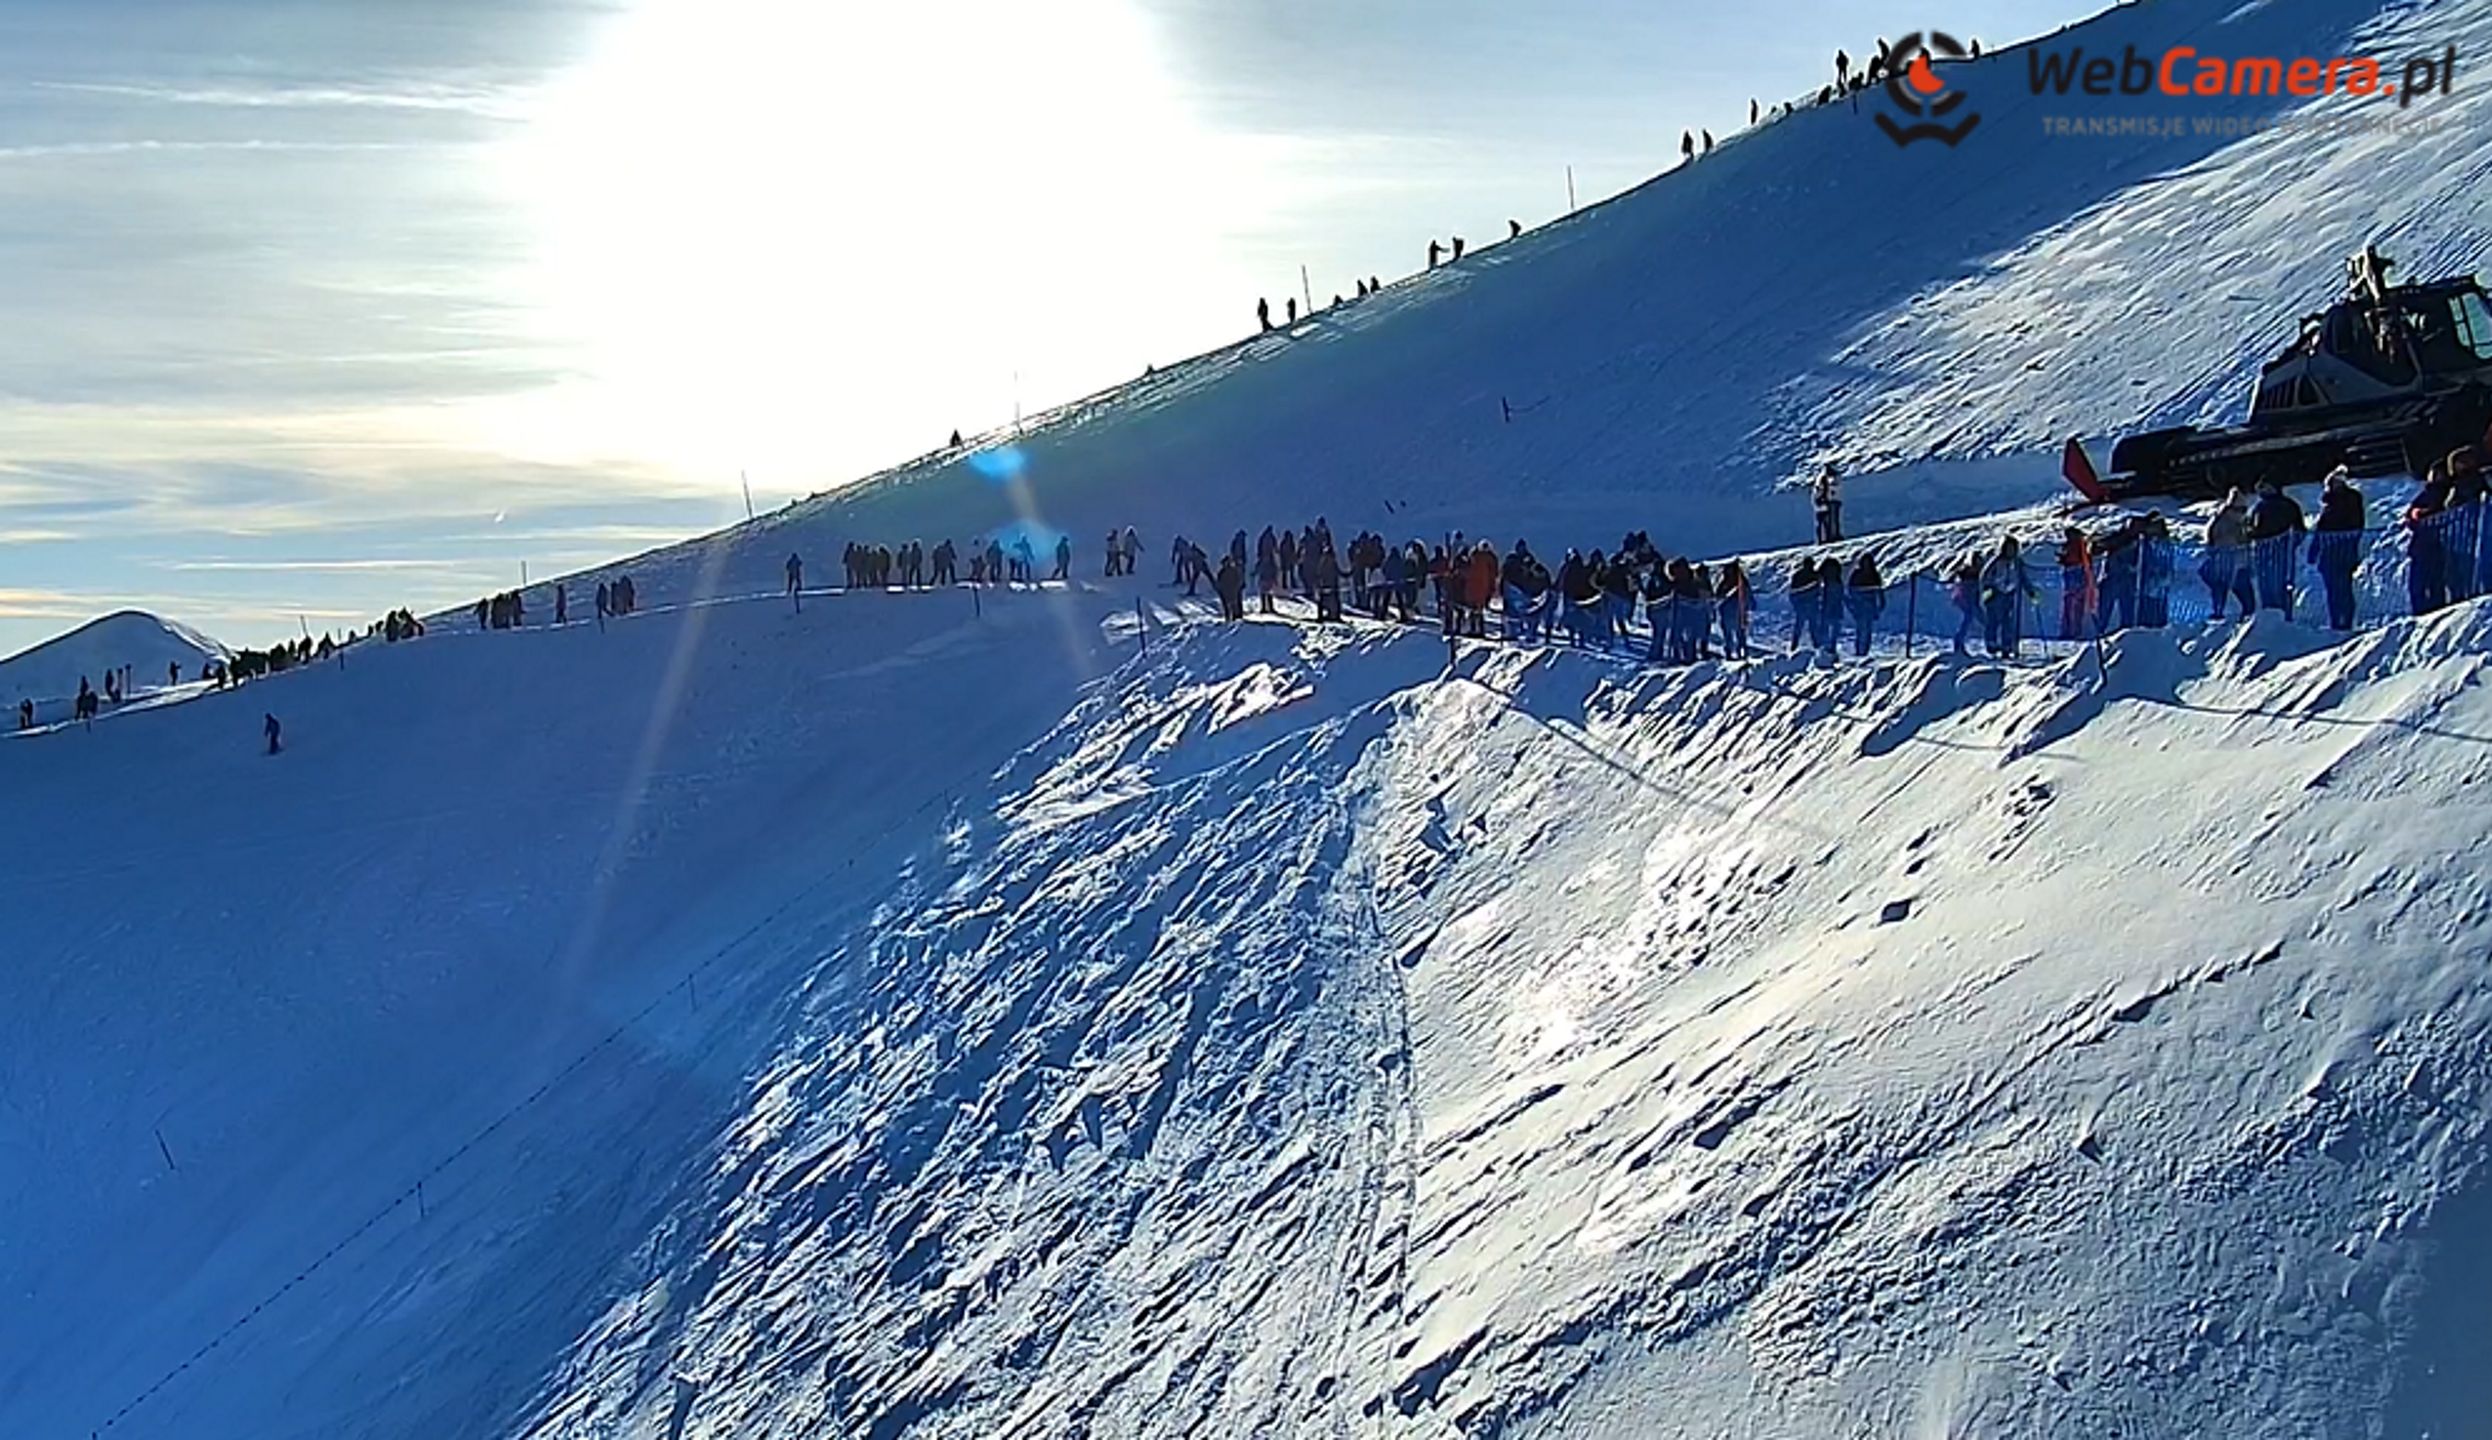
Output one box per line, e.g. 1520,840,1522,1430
491,0,1258,490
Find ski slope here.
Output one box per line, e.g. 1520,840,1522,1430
10,0,2492,1435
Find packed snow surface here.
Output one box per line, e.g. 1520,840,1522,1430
10,0,2492,1435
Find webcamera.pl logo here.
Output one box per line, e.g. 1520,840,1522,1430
1877,31,1981,147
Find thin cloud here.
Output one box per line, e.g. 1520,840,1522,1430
161,558,460,574
31,79,535,120
0,140,428,163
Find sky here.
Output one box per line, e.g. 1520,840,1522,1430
0,0,2095,655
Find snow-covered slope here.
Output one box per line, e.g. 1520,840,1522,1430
13,0,2492,1436
13,584,2492,1439
0,609,225,707
545,0,2492,619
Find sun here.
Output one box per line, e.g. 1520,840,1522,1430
488,0,1255,488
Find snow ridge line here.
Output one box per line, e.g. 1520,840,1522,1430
86,781,969,1439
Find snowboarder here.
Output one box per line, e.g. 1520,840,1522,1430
2312,468,2365,631
264,713,283,756
1681,131,1695,161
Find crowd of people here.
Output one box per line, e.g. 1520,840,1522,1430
1140,451,2492,669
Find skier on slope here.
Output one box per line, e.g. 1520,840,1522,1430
1054,535,1072,582
785,552,804,611
264,713,283,756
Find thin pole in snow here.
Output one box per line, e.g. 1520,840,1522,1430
1136,597,1147,652
521,560,529,589
1566,165,1577,213
1301,264,1314,316
417,1180,427,1220
154,1127,177,1173
741,471,756,522
973,585,982,620
1905,578,1917,659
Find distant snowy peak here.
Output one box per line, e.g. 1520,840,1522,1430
0,610,230,702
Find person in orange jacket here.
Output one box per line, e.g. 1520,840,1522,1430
1464,542,1498,638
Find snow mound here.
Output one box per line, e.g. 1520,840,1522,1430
0,610,227,706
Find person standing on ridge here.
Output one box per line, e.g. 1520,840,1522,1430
264,713,283,756
1257,297,1272,332
2312,468,2366,631
1981,537,2034,658
1215,553,1246,620
2247,477,2307,614
1286,297,1298,324
1054,535,1072,582
1812,464,1844,544
1428,239,1443,269
2056,525,2094,639
1508,219,1522,240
